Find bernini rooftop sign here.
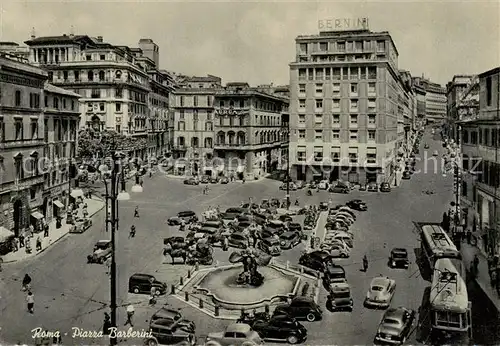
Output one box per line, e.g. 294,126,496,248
318,17,369,31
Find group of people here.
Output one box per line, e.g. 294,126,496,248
10,220,49,255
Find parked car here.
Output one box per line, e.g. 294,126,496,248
380,182,391,193
389,248,410,269
226,207,246,214
367,182,378,192
205,323,263,346
251,314,308,344
200,175,210,184
220,176,229,184
279,231,302,250
167,210,198,225
318,180,329,190
264,220,287,235
402,170,411,180
364,276,396,309
147,318,196,346
228,232,249,249
288,222,303,233
295,180,305,189
374,307,415,345
87,240,111,264
70,217,93,233
280,182,297,191
359,184,367,191
210,177,220,184
323,263,347,289
183,177,199,185
326,282,353,312
257,237,282,256
346,199,367,211
320,241,350,258
298,250,333,272
128,273,167,295
328,183,350,194
273,296,323,322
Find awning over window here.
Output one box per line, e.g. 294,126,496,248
31,211,44,220
70,189,84,198
53,200,64,209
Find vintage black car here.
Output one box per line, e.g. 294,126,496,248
279,231,302,250
298,250,333,272
326,282,353,312
380,182,391,193
328,183,350,194
147,318,196,346
183,177,199,185
346,199,367,211
367,182,378,192
200,175,210,184
402,170,411,180
273,297,323,322
389,248,409,269
374,307,415,345
252,315,308,344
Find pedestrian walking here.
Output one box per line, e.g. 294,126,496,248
124,304,134,327
36,236,42,252
19,233,25,248
26,291,34,313
83,209,89,218
149,170,153,178
103,312,112,335
105,257,111,274
149,287,157,306
140,178,144,187
223,235,229,251
43,222,49,238
134,206,140,218
129,225,136,238
362,254,368,272
474,254,480,273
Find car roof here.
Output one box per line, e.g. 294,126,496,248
292,296,314,303
178,210,195,215
392,247,408,254
97,240,110,244
226,323,251,333
269,220,284,225
281,231,298,237
330,282,350,291
325,263,345,273
384,307,407,321
311,250,331,258
131,273,154,279
371,276,391,286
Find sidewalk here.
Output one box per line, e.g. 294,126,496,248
2,196,105,263
461,241,500,312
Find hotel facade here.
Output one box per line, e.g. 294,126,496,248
288,25,415,184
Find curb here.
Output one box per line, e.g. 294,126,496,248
2,201,105,264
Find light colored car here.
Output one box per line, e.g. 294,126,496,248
320,242,350,258
324,233,353,248
205,323,263,346
318,180,330,190
364,276,396,308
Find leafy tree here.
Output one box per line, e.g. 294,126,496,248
77,129,128,159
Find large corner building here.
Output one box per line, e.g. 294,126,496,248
288,24,415,184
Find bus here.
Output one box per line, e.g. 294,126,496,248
429,258,472,344
420,224,461,269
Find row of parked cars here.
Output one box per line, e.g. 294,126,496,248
183,176,230,185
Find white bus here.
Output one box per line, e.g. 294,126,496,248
420,224,461,269
429,258,472,343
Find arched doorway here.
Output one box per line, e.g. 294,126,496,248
13,199,23,236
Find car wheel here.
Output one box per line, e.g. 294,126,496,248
155,289,161,296
287,335,299,344
341,253,347,258
133,287,140,294
306,312,316,322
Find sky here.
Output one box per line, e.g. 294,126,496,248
0,0,498,87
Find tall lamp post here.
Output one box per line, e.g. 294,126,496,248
285,121,290,210
102,150,135,346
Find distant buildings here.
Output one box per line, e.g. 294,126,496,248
288,25,417,185
458,66,500,256
0,53,80,236
413,75,447,124
446,75,479,143
23,33,174,160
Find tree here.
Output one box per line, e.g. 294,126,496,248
77,129,127,159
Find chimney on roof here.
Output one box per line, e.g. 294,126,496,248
69,25,74,38
97,36,103,43
30,27,35,40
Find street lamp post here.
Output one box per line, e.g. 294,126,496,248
286,145,290,210
102,151,130,346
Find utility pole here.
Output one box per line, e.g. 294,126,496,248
109,151,118,346
286,119,290,210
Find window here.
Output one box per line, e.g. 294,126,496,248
315,83,323,94
331,150,340,162
367,151,376,164
99,103,105,111
349,130,358,140
325,68,331,80
308,68,314,81
368,99,376,111
74,71,80,81
53,97,59,109
299,43,308,53
299,84,306,94
484,129,490,145
332,130,340,139
299,99,306,109
350,67,359,80
493,129,498,147
368,114,376,125
332,114,340,124
377,40,386,52
350,83,358,95
316,68,324,80
116,103,121,112
180,96,185,107
315,114,322,124
87,70,94,81
15,90,21,106
332,68,341,80
332,99,340,111
15,119,23,140
319,42,328,51
355,41,363,51
30,120,38,139
297,148,306,162
486,76,492,106
178,121,185,131
360,67,367,80
348,149,358,163
342,67,348,80
99,71,105,81
204,137,213,148
315,130,322,140
116,124,121,133
368,82,376,95
368,67,377,79
332,83,341,97
44,96,48,107
462,181,468,197
298,115,305,124
350,115,358,125
0,118,4,142
298,130,306,138
315,99,323,109
193,110,199,121
337,41,346,52
368,130,376,140
471,131,478,144
479,129,482,144
350,99,358,111
298,69,306,80
314,148,323,162
91,89,100,99
71,100,75,110
205,122,213,131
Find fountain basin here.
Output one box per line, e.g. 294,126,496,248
194,264,300,310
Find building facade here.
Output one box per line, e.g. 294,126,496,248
459,67,500,256
446,75,478,143
413,76,446,124
24,34,173,160
213,83,289,179
0,54,46,235
288,27,414,184
171,75,222,175
42,83,80,223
